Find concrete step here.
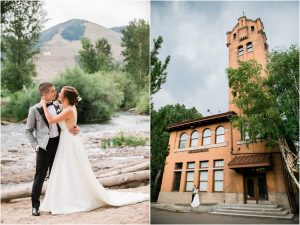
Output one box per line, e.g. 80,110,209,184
223,203,278,209
215,208,289,216
210,211,294,219
217,206,284,212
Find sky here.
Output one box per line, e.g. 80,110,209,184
43,0,150,30
151,1,299,116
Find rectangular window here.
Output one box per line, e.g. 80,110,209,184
214,160,224,167
214,170,224,192
187,162,195,169
185,171,194,191
175,162,183,170
200,161,208,168
173,171,182,191
199,171,208,191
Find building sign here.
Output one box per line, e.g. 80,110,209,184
188,148,209,153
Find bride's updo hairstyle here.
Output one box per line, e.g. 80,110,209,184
62,86,80,105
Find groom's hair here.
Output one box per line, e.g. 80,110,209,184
39,82,54,96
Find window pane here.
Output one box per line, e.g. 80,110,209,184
214,170,224,180
173,172,181,191
214,160,224,167
175,163,183,170
186,182,194,191
203,129,211,137
199,181,208,191
216,135,225,143
214,181,223,191
180,133,187,140
191,131,198,139
216,127,224,135
186,172,194,181
191,139,198,147
200,171,208,180
187,162,195,169
203,137,210,145
179,140,186,149
200,161,208,168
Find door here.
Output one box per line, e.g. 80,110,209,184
244,168,268,203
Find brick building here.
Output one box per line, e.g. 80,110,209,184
157,16,290,209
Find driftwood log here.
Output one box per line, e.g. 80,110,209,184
96,159,147,175
97,161,149,178
1,169,149,202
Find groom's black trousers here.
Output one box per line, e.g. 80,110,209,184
31,136,59,209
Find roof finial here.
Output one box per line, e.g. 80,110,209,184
243,11,245,16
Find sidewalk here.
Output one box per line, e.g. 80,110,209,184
151,207,299,224
151,202,216,213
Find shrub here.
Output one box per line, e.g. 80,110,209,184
100,134,147,148
1,84,40,121
54,67,124,122
136,87,149,115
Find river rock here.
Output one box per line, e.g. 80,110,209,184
1,159,17,164
8,149,18,153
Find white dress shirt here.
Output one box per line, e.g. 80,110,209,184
47,105,59,138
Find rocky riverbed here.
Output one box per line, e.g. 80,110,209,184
1,112,150,224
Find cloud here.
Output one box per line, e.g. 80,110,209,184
43,0,150,30
151,1,299,116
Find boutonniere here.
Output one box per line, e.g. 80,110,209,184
53,101,60,106
53,101,62,114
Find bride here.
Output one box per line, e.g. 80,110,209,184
190,187,200,208
40,86,148,214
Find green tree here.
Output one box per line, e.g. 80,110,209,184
151,36,170,96
78,38,98,73
226,45,299,188
1,0,47,92
121,19,149,91
151,104,202,201
78,37,113,73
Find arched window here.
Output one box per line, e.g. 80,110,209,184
233,33,237,40
251,26,255,33
238,45,244,56
202,129,211,145
179,133,187,149
247,42,253,53
190,131,198,147
216,126,225,144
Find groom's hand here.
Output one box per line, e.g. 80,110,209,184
69,125,80,135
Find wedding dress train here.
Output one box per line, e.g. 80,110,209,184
40,120,148,214
190,193,200,208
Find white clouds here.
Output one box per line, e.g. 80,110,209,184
43,0,150,30
151,1,299,116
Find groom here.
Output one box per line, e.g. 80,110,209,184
25,82,80,216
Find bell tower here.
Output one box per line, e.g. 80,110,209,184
226,16,269,112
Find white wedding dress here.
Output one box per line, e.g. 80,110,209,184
40,120,149,214
190,193,200,208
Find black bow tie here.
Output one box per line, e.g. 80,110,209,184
46,102,54,107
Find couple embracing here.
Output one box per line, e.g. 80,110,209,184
25,82,148,216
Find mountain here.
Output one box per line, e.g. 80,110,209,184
110,26,126,34
34,19,124,81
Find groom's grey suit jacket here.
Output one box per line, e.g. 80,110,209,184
25,103,61,150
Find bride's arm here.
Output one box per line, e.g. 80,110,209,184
41,99,71,124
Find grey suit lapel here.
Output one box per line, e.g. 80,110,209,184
36,107,50,128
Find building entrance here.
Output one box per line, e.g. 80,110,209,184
243,168,268,203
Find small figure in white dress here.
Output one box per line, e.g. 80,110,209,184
190,186,200,208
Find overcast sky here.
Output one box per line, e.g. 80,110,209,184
43,0,150,30
151,1,299,116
